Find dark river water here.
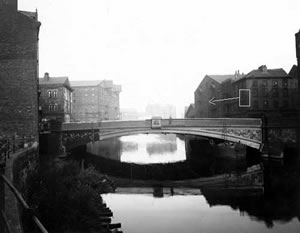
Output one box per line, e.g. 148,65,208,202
75,134,300,233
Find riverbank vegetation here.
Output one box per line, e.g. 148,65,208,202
24,160,115,233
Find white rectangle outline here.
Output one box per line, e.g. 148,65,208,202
239,89,251,107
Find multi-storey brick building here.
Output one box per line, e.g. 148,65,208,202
100,80,122,120
192,65,297,122
71,80,121,122
230,65,297,120
0,0,41,140
39,73,73,124
193,74,238,118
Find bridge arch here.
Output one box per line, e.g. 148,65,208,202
99,128,261,149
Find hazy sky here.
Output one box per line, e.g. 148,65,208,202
19,0,300,116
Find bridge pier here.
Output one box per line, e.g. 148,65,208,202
261,114,269,156
39,132,63,155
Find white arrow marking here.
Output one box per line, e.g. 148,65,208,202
209,96,240,105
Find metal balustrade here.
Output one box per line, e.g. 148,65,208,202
0,142,49,233
0,173,49,233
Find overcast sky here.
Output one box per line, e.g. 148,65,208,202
19,0,300,116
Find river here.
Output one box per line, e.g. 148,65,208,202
75,134,300,233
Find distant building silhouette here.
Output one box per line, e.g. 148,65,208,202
120,108,140,120
71,80,121,122
184,104,195,118
145,104,176,118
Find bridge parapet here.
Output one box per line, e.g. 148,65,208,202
62,118,262,131
162,118,261,128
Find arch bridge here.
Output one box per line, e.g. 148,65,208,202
60,118,263,151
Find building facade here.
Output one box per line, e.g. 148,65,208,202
230,65,297,120
0,0,41,140
71,80,121,122
100,80,122,121
193,65,297,124
39,73,73,124
194,74,237,118
184,104,195,118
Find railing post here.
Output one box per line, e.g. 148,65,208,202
23,135,26,148
0,162,5,233
6,140,10,159
12,135,16,153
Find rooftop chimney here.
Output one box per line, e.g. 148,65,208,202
258,65,267,72
44,72,50,81
234,70,241,79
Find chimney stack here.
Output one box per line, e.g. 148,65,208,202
44,72,50,81
258,65,267,72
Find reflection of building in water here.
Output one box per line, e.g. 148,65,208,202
146,134,177,155
146,142,177,155
201,163,300,228
153,186,164,198
87,138,122,161
160,134,177,142
121,141,139,153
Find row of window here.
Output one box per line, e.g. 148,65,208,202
48,104,71,112
252,100,289,109
47,89,72,99
49,104,58,111
251,88,288,97
47,90,57,98
252,79,288,87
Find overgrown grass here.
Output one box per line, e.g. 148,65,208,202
24,161,113,233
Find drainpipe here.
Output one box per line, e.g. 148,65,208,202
295,30,300,156
0,162,5,233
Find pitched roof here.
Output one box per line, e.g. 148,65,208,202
289,65,298,79
19,11,37,20
39,77,69,85
185,104,195,118
70,80,102,87
206,75,236,84
39,76,73,91
245,68,288,78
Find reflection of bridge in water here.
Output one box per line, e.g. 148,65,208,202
60,118,262,151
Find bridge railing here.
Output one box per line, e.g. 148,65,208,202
161,118,262,128
0,148,49,233
0,171,49,233
62,120,151,131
